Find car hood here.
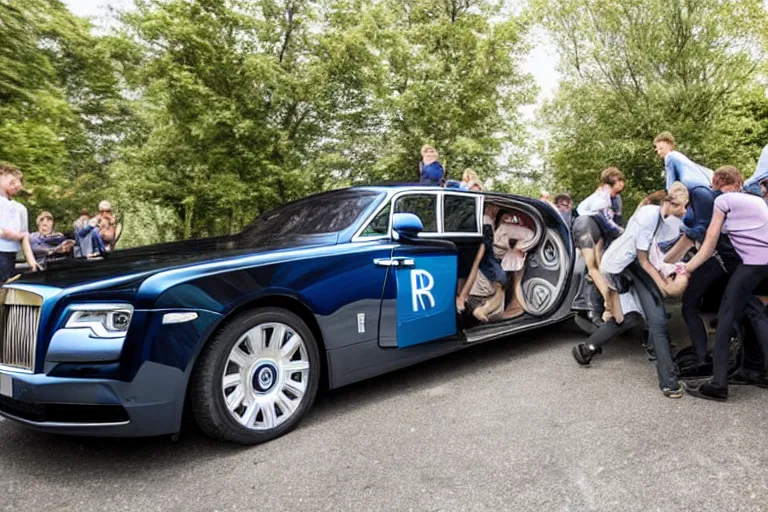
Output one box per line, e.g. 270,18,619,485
14,232,339,289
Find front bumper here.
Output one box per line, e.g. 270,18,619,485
0,361,187,437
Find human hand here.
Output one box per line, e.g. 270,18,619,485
456,295,466,312
675,262,688,276
28,261,40,272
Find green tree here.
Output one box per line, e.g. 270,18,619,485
0,0,132,226
534,0,768,209
117,0,535,239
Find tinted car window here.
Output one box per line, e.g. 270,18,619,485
444,195,478,233
361,204,391,237
243,191,379,237
394,194,437,232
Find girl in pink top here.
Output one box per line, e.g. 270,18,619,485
679,166,768,401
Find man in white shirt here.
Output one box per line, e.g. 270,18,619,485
598,182,690,398
0,163,38,281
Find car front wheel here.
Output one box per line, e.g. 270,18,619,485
190,307,321,445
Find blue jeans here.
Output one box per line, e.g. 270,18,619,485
627,263,679,390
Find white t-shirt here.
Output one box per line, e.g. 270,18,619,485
0,195,29,253
576,186,612,217
600,205,677,275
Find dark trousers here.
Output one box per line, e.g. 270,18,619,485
713,264,768,387
681,257,726,363
0,252,16,282
588,312,643,348
627,263,678,390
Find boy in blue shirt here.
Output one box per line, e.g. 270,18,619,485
419,145,445,186
654,132,715,261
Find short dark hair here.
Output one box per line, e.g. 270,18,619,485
554,193,572,205
600,167,624,186
79,208,90,217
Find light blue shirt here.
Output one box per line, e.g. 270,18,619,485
743,145,768,197
664,151,712,191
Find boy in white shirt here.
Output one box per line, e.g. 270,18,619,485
0,163,39,281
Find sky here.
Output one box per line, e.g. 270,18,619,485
63,0,561,107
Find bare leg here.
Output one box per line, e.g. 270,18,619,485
473,284,504,322
582,243,613,321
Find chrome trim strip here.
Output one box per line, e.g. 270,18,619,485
0,363,33,374
464,313,574,344
352,189,486,242
0,410,130,428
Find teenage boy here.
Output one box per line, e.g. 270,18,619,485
554,193,574,225
598,182,690,398
0,163,38,280
653,132,714,261
419,145,445,186
679,167,768,401
572,167,625,323
29,211,75,266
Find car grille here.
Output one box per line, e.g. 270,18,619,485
0,288,42,372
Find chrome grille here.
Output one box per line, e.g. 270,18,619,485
0,288,42,372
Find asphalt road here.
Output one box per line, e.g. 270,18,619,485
1,313,767,512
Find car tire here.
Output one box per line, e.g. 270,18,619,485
190,307,321,445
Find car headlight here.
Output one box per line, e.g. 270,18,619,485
66,304,134,338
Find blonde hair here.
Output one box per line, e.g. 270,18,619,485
654,131,676,147
0,162,22,178
663,182,689,206
421,144,436,155
462,168,478,182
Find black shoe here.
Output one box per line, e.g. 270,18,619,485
686,380,728,401
572,343,601,366
751,373,768,390
679,362,713,380
728,367,756,386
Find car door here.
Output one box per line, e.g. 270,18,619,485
377,193,458,348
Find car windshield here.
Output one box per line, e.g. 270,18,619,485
241,190,381,238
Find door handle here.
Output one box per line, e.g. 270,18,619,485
373,257,416,268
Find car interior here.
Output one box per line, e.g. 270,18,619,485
360,191,570,340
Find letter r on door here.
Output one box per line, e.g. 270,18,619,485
411,269,435,312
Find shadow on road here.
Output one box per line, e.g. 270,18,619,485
0,320,585,479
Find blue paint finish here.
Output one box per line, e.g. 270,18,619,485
45,329,126,363
395,254,458,347
0,185,581,439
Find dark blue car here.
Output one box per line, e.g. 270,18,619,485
0,186,584,444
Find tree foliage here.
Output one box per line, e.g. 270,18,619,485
0,0,132,226
534,0,768,210
108,0,535,239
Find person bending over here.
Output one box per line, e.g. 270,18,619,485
679,166,768,401
654,132,715,262
599,183,690,398
572,167,625,323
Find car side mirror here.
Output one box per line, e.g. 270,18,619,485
392,213,423,240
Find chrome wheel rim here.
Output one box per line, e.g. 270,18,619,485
221,322,310,431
